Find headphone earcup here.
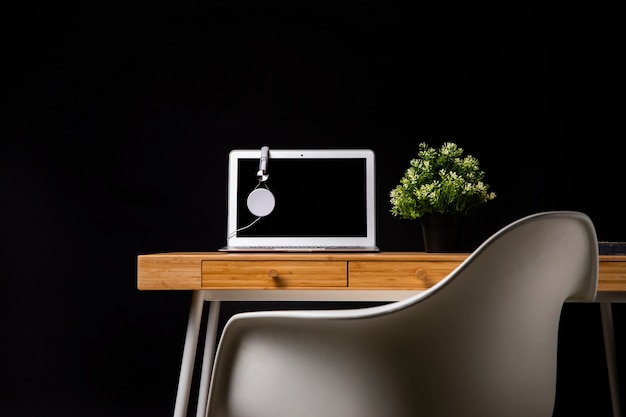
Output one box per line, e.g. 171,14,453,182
247,188,275,217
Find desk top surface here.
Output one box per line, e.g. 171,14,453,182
138,251,626,261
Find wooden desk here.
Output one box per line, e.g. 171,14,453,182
137,252,626,417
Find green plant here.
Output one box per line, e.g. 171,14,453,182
390,142,496,219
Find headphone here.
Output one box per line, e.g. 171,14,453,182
246,145,275,217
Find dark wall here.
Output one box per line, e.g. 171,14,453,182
2,2,623,416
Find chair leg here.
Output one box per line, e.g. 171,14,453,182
600,302,621,417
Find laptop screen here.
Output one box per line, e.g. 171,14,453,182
224,149,377,251
236,157,367,237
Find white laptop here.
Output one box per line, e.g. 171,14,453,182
220,147,379,252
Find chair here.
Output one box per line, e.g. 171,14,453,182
205,211,599,417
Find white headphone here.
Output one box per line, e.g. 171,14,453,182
246,145,275,217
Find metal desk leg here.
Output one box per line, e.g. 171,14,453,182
600,302,621,417
173,291,206,417
196,300,221,417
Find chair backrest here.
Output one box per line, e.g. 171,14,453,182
206,211,598,417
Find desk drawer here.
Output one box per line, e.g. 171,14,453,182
348,261,461,289
202,261,347,289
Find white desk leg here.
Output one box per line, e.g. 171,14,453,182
173,290,206,417
600,302,621,417
196,301,221,417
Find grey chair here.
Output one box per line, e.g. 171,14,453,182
206,211,598,417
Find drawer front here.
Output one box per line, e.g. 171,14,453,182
202,261,347,289
348,261,462,289
599,261,626,291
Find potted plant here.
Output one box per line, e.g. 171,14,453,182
390,142,496,252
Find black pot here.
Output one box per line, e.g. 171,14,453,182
420,214,461,252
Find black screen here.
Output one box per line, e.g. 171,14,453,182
236,158,367,237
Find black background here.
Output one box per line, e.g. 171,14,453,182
1,1,623,416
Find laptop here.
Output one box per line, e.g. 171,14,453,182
220,147,379,252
